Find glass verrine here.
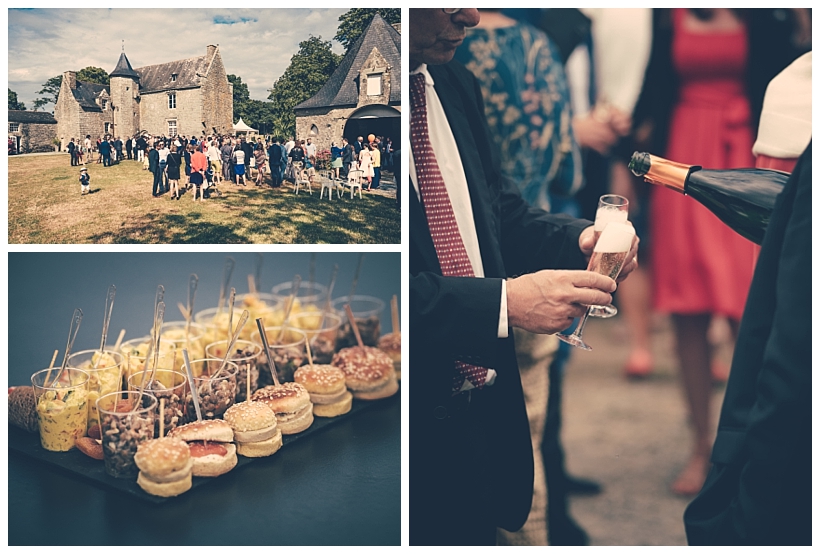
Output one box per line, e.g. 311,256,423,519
250,326,307,385
557,221,636,350
182,358,238,422
589,194,630,318
31,367,90,452
66,349,124,432
234,293,284,333
332,295,384,348
271,280,329,320
292,310,343,364
97,390,157,478
127,368,187,436
119,336,175,383
205,339,261,403
158,321,207,373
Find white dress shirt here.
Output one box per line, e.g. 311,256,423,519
410,64,512,391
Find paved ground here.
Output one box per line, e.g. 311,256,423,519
558,313,731,546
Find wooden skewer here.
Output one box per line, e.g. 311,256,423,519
248,274,256,296
391,295,399,335
49,349,59,369
158,398,165,438
344,304,365,348
113,329,126,352
277,275,302,343
246,361,252,403
305,337,314,368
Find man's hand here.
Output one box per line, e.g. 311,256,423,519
573,114,618,155
506,270,616,334
579,224,640,283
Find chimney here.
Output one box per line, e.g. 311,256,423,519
64,71,76,89
207,45,218,59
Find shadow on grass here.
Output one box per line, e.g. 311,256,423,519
87,189,400,244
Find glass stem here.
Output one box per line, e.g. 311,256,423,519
573,307,593,338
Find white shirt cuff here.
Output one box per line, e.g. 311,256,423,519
498,279,509,339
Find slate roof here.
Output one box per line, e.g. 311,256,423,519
72,81,109,112
8,110,57,124
110,52,140,79
295,13,401,111
135,55,209,94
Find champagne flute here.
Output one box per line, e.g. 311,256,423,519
557,221,635,351
588,194,629,318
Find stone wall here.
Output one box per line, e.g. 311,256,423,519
110,75,140,140
139,88,201,137
10,123,57,153
55,73,81,151
295,107,351,153
200,49,234,136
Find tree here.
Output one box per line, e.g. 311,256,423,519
8,89,26,111
77,66,109,86
33,75,62,111
334,9,400,52
267,35,342,139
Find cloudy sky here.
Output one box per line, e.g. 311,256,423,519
7,8,350,111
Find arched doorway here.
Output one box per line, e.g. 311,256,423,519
343,104,401,148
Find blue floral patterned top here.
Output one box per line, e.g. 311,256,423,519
454,24,582,211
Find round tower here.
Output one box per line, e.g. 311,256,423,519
109,51,140,139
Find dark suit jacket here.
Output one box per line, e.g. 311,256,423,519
148,149,159,173
410,60,590,545
684,142,811,545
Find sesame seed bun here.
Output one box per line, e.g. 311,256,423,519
294,364,346,395
223,401,280,443
251,383,315,434
331,346,398,400
134,437,193,497
236,429,283,457
313,390,353,418
377,333,402,380
168,419,234,443
189,443,238,477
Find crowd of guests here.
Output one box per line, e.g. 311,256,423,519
64,131,397,200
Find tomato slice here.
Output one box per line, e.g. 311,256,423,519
188,441,228,457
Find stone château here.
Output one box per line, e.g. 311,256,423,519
55,45,233,150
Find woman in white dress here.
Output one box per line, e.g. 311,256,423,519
358,144,374,187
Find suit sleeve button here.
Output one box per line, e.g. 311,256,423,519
433,406,448,420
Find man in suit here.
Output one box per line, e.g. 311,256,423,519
148,144,162,197
67,138,77,166
683,142,811,546
409,9,638,546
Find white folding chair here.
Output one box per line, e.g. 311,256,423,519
346,169,364,199
320,170,339,200
294,161,312,195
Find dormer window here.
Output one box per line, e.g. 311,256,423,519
171,74,177,82
101,99,108,110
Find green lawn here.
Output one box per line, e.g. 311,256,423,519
8,154,400,244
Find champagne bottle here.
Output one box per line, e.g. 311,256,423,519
629,152,789,245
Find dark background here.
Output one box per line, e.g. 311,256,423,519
8,251,400,386
7,251,401,546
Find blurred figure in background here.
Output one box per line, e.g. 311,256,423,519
454,8,583,546
629,8,807,497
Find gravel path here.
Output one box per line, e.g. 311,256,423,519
558,314,730,546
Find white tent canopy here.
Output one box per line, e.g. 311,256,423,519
233,118,258,134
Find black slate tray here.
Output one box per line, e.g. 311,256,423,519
8,393,398,504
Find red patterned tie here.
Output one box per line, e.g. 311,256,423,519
410,72,489,393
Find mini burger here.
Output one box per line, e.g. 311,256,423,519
134,436,193,497
377,333,401,380
294,365,352,418
168,419,237,477
251,382,314,434
331,346,398,400
223,401,282,457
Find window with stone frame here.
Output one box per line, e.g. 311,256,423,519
9,123,20,132
310,124,319,136
168,120,177,137
105,122,112,134
101,99,108,110
367,74,383,96
168,93,176,109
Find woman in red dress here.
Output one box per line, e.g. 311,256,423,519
631,8,805,496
